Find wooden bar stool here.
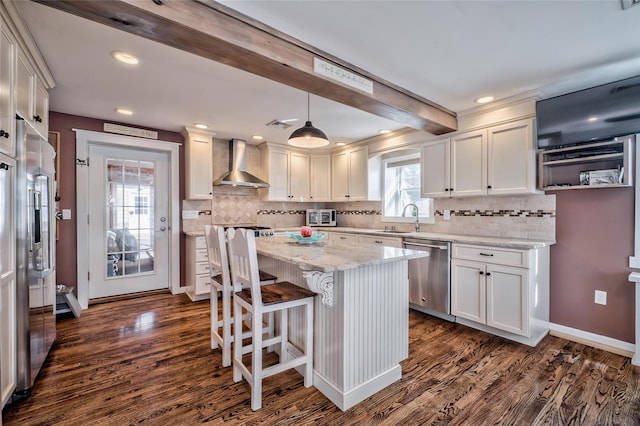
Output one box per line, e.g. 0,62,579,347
204,225,276,367
227,227,315,411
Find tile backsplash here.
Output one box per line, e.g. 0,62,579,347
183,189,555,241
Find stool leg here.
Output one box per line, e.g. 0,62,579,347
280,308,288,363
304,300,313,388
233,300,242,383
251,309,263,411
221,287,232,367
211,287,219,350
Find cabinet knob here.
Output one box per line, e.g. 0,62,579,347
479,271,484,275
34,115,42,123
487,185,492,189
444,188,449,192
0,130,7,138
486,272,492,277
450,188,454,191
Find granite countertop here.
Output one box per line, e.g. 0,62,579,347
255,235,427,273
276,227,555,249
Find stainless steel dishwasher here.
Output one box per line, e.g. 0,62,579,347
403,238,454,321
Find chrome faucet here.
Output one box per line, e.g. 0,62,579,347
402,203,420,232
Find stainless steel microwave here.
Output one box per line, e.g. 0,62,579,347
306,209,337,227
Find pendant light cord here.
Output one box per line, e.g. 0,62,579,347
307,92,310,122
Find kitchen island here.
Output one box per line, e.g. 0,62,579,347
254,235,427,411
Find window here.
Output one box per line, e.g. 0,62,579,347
134,195,149,215
382,153,433,224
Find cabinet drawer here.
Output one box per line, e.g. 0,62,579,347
195,274,211,295
329,232,358,244
195,262,210,275
452,244,528,268
358,235,403,248
195,248,208,263
195,236,206,250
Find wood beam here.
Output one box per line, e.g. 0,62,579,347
35,0,457,134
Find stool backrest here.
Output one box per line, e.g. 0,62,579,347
227,228,262,304
204,225,230,285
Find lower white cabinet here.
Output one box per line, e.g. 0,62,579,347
1,276,16,408
357,234,402,248
185,235,211,302
451,243,549,346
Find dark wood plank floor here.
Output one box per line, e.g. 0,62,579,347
3,292,640,425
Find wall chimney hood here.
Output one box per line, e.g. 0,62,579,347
213,139,269,188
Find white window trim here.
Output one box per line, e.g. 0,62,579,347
381,154,435,224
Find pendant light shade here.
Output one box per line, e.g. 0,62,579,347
288,93,330,148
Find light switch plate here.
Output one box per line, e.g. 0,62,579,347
182,210,199,220
62,209,72,220
594,290,607,305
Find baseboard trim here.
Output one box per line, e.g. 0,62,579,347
88,288,171,306
549,323,635,358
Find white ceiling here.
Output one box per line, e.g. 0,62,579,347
15,0,640,146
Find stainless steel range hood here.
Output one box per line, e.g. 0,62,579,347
213,139,269,188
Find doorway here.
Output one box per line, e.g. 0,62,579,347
76,130,180,309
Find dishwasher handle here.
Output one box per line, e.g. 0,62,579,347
404,241,449,250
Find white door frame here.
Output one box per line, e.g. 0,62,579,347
75,129,181,309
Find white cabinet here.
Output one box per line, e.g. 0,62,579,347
328,232,358,245
357,234,402,248
451,243,549,346
331,145,379,201
0,154,16,407
15,50,48,139
181,127,214,200
421,118,536,198
0,28,15,157
309,154,331,201
260,144,310,201
185,235,211,302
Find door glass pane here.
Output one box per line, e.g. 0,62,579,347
105,158,155,278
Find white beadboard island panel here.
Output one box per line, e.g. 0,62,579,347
256,236,418,410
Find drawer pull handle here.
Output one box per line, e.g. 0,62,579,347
340,236,347,240
480,252,494,257
375,240,383,244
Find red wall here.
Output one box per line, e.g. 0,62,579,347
550,187,635,343
49,111,186,291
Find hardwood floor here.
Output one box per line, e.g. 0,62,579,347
3,292,640,425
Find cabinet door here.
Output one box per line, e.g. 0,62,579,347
487,119,534,195
289,151,310,200
421,138,450,198
451,130,486,197
486,264,528,336
15,51,33,125
331,151,349,200
267,149,290,201
33,80,49,138
451,259,485,323
185,133,213,200
310,155,331,201
347,146,368,200
0,30,14,157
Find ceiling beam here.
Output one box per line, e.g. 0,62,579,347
35,0,457,134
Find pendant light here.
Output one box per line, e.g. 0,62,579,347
288,93,330,148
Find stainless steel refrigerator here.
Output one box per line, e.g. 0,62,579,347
13,117,56,398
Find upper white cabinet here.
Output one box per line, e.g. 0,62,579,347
309,154,331,201
421,118,537,198
0,28,15,157
260,144,310,201
15,49,48,138
181,127,214,200
331,145,380,201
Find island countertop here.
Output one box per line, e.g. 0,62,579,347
255,235,427,273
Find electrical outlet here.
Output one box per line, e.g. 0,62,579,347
182,210,199,220
594,290,607,305
443,210,451,221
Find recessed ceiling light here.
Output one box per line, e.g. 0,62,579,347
336,142,346,146
252,135,264,140
588,116,598,122
115,108,133,115
111,51,139,65
194,123,208,129
379,129,391,134
475,96,494,104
